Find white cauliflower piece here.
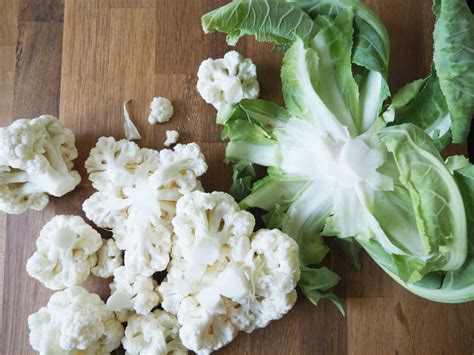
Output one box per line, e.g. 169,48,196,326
148,97,174,124
91,238,123,278
159,191,299,354
164,130,179,147
107,266,160,315
0,115,81,214
83,137,207,276
122,310,187,355
26,215,102,290
197,51,260,110
28,286,123,354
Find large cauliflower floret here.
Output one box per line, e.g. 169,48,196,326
0,115,81,214
197,51,260,110
83,137,207,276
28,286,123,354
122,310,187,355
91,238,123,278
107,266,160,315
159,191,300,354
26,215,102,290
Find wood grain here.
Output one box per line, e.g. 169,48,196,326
1,0,474,354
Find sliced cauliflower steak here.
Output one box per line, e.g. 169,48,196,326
28,286,123,354
122,310,187,355
26,215,102,290
0,115,80,214
197,51,260,110
83,137,207,277
107,266,160,315
159,191,300,354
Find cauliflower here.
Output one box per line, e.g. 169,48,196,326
164,130,179,147
122,310,187,355
148,97,174,124
197,51,259,110
123,99,142,141
28,286,123,354
159,191,300,354
26,215,102,290
82,137,207,276
91,238,123,278
107,266,160,315
0,115,81,214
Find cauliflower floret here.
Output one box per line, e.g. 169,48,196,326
159,191,299,353
28,286,123,354
122,310,187,355
107,266,160,315
91,238,123,278
83,137,207,276
148,97,174,124
197,51,260,110
164,130,179,147
0,115,81,214
26,215,102,290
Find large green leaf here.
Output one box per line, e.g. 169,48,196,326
433,0,474,143
202,0,317,46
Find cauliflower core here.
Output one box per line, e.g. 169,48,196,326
148,97,174,124
0,115,81,214
28,286,123,354
26,215,102,290
122,310,187,355
107,266,160,315
159,191,300,354
82,137,207,277
197,51,260,110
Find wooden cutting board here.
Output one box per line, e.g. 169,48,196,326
1,0,473,354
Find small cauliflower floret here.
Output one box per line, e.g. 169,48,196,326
159,191,300,354
107,266,160,315
122,310,187,355
164,130,179,147
26,215,102,290
197,51,260,110
28,286,123,354
148,97,174,124
0,115,81,214
91,238,123,278
83,137,207,276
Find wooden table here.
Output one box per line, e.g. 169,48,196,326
1,0,473,354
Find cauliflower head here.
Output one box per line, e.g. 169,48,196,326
0,115,81,214
148,97,174,124
197,51,260,110
91,238,123,278
107,266,160,315
28,286,123,354
122,310,187,355
82,137,207,276
26,215,102,290
159,191,300,354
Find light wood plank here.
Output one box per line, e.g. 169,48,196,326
0,0,19,45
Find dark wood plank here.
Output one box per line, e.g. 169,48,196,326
19,0,64,22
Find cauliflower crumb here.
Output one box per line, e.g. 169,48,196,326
28,286,123,354
91,238,123,278
159,191,300,354
197,51,260,110
148,97,174,124
122,310,187,355
164,130,180,147
26,215,102,290
123,99,142,141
